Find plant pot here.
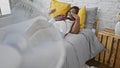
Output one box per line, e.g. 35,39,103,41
115,21,120,36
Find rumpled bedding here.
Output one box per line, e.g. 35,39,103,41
0,17,65,68
0,16,105,68
62,29,105,68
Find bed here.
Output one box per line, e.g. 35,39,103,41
0,0,105,68
20,18,104,68
62,28,105,68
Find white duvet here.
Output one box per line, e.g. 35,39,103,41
0,17,105,68
0,17,65,68
0,0,105,67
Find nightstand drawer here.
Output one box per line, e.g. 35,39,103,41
95,28,120,68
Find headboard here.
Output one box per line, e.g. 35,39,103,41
94,19,99,35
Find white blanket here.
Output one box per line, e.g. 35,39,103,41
0,16,65,68
0,17,104,68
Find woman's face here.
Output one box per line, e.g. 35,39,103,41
67,8,77,20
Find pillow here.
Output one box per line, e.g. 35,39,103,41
50,0,71,18
85,7,98,29
78,6,86,29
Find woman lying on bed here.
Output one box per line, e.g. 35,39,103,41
49,6,80,36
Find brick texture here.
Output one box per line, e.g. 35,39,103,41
58,0,120,31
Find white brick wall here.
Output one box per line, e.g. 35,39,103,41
58,0,120,31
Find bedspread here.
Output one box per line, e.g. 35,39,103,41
23,20,105,68
0,17,105,68
62,29,105,68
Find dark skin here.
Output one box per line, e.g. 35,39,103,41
50,8,80,34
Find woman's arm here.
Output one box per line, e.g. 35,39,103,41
70,13,80,34
49,9,66,21
49,9,56,14
54,15,66,21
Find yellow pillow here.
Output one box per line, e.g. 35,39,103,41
78,6,86,29
50,0,71,18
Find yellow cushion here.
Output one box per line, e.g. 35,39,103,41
50,0,71,18
78,6,86,29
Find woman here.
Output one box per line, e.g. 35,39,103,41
49,6,80,35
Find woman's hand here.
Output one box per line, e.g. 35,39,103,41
71,12,80,20
49,9,66,21
55,15,66,21
70,12,80,34
49,9,56,14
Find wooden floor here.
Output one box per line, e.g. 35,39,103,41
86,58,112,68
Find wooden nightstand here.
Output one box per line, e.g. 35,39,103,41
95,28,120,68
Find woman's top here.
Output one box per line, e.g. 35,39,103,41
49,18,74,36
